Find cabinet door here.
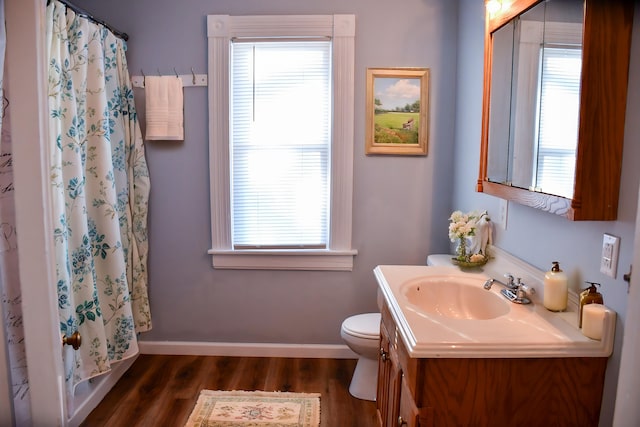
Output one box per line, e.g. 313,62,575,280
386,355,402,427
397,379,419,427
376,323,391,424
377,321,403,427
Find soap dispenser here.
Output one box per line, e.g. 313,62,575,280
579,282,604,328
543,261,568,312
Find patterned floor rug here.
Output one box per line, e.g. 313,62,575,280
184,390,321,427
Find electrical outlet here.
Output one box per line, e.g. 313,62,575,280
600,233,620,278
498,199,508,230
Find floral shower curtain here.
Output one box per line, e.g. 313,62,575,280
46,0,151,395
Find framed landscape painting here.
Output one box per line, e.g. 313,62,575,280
365,67,430,155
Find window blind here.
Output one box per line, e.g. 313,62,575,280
535,46,581,199
230,41,332,248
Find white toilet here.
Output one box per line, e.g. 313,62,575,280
340,312,382,401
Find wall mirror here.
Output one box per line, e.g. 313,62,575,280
478,0,634,220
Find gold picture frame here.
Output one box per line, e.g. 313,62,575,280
365,67,430,156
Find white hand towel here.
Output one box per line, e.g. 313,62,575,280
144,76,184,141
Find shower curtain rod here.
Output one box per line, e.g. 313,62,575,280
48,0,129,41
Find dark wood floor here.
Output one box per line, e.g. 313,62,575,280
81,354,378,427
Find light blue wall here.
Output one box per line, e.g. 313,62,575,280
455,1,640,425
76,0,639,424
75,0,458,343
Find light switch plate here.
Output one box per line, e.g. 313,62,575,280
600,233,620,278
498,199,508,230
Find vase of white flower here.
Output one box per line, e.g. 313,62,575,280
448,210,489,267
455,236,468,261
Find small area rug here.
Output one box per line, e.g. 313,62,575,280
184,390,321,427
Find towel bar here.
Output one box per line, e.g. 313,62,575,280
131,74,208,88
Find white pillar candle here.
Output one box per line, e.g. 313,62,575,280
582,304,607,340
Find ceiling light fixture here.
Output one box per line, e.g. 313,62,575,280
486,0,503,16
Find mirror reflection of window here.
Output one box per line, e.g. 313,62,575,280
487,0,584,199
534,46,582,198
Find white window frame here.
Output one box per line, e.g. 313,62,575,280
207,14,357,271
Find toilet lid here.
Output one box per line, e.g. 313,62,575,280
342,313,381,339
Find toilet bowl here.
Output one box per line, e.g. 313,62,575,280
340,312,381,401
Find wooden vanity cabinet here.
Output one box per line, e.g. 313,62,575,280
377,298,609,427
377,301,426,427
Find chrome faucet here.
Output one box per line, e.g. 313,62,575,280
484,274,535,304
483,273,516,291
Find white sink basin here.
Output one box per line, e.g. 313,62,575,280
402,276,510,320
374,264,616,358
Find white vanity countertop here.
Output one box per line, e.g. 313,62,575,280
375,251,616,359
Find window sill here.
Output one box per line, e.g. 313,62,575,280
207,249,358,271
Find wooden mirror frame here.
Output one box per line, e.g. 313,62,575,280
477,0,634,220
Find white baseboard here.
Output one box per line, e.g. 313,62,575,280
139,341,357,359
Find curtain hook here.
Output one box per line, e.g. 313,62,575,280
191,67,196,85
141,68,146,87
157,68,161,76
174,67,179,78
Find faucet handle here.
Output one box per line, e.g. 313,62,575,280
515,278,536,298
504,273,515,287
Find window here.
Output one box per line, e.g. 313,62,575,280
231,41,331,249
207,15,357,271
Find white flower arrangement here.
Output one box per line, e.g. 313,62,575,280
448,210,489,263
448,210,480,241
